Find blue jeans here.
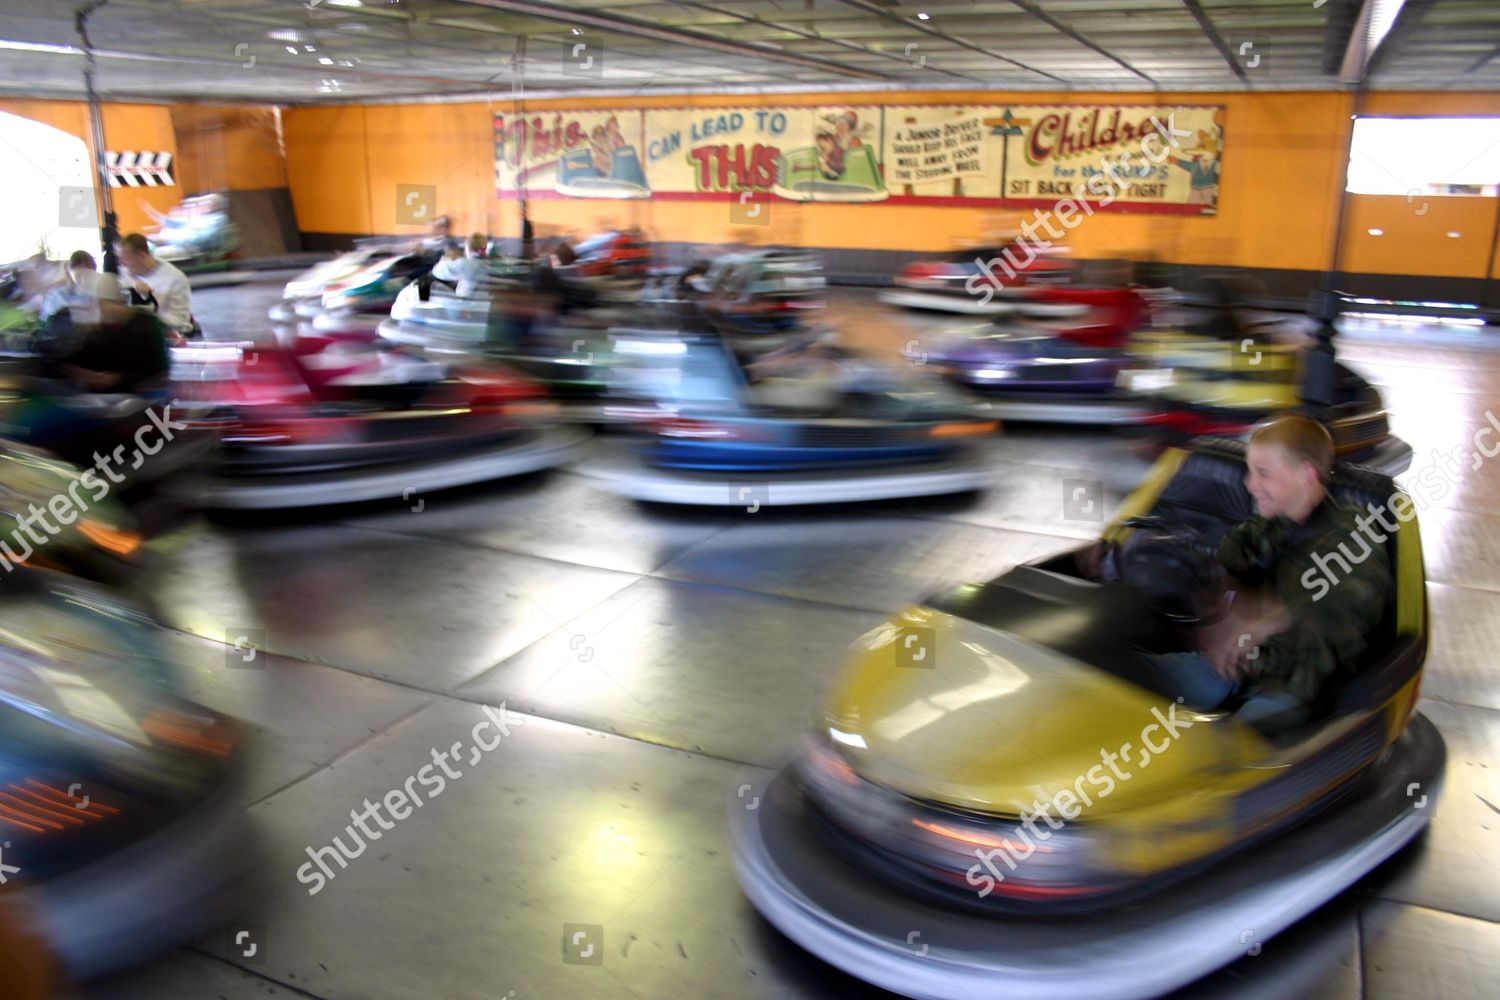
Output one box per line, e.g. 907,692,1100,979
1147,652,1310,728
1149,651,1237,711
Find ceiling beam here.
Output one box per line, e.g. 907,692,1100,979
1179,0,1251,85
1003,0,1156,85
831,0,1070,85
450,0,892,81
666,1,983,83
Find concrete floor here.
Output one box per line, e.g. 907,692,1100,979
74,278,1500,999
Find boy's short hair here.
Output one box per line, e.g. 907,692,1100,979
68,250,97,270
119,233,151,255
467,232,487,253
1250,414,1334,479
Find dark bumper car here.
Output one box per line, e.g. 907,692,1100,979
918,285,1156,424
879,241,1073,315
169,335,587,508
0,570,252,982
585,324,996,506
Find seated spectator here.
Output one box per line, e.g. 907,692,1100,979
117,232,195,336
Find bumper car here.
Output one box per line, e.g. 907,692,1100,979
549,229,650,310
643,248,826,351
0,319,217,492
0,568,252,982
269,243,439,334
0,440,146,587
1124,314,1411,476
880,241,1073,316
169,333,588,509
377,269,611,410
917,283,1157,425
585,324,996,506
146,194,238,272
732,438,1442,999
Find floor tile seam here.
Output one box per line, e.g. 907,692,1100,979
244,700,438,808
181,948,334,999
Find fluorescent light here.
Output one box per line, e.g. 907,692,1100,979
1367,228,1384,236
917,12,931,20
327,0,364,6
319,56,333,64
1446,231,1462,238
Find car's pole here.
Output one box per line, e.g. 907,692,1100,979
75,1,119,274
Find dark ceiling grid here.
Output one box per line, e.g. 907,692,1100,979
0,0,1495,101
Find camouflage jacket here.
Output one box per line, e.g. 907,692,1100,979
1216,495,1393,706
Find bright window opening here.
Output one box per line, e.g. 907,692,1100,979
1346,117,1500,197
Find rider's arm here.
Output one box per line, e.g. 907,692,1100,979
1247,518,1392,704
1216,515,1291,585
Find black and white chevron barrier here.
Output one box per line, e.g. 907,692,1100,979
105,151,175,188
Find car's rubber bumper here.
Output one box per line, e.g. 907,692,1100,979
581,439,991,506
180,425,590,508
878,289,1015,316
730,712,1444,1000
966,394,1149,425
10,765,254,981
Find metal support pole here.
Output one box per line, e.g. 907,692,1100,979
75,1,118,273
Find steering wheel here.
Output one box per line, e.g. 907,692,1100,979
1114,515,1229,625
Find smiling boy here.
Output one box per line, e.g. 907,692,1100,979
1156,415,1393,731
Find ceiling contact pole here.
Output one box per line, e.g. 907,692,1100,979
512,34,532,260
75,1,118,273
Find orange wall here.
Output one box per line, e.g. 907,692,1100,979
283,89,1372,275
0,98,285,239
281,89,1500,283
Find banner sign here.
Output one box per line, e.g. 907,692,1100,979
494,103,1223,215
